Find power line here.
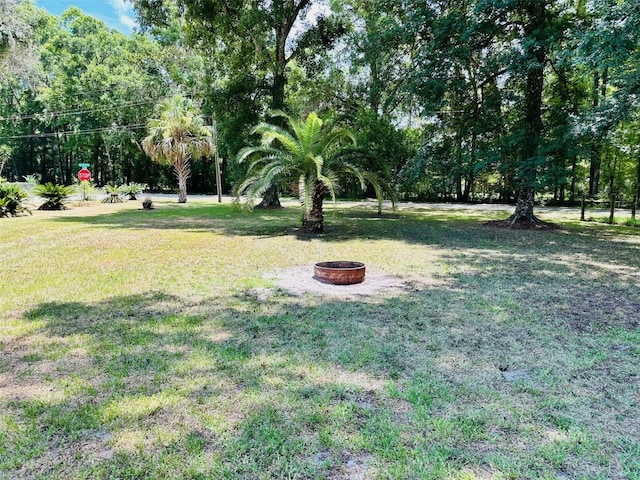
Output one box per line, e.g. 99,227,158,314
0,123,147,141
0,99,157,122
0,89,206,122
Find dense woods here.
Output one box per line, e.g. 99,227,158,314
2,0,640,211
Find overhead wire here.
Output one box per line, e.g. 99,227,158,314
0,123,147,141
0,99,158,122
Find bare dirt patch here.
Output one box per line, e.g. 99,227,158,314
262,266,421,299
485,218,562,230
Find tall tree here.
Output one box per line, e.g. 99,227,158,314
132,0,347,207
142,93,216,203
507,0,549,226
236,111,386,233
399,0,510,203
577,0,640,200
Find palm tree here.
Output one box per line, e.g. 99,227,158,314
236,111,390,233
142,94,215,203
0,145,11,177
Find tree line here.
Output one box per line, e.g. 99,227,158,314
2,0,639,223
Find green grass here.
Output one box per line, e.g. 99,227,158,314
1,197,639,479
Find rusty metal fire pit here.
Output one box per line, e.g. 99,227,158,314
314,261,366,285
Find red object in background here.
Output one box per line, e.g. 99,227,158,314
78,168,91,182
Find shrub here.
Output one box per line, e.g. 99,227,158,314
34,182,75,210
75,180,97,202
0,183,31,217
624,218,640,228
122,182,146,200
23,174,41,185
102,184,126,203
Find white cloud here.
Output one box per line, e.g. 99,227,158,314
119,13,137,29
109,0,130,12
109,0,137,31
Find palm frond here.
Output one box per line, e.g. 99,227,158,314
237,145,285,164
340,161,369,191
318,173,337,205
298,174,312,214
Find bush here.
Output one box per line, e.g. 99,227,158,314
122,182,146,200
0,183,31,217
34,182,75,210
75,180,98,202
102,184,126,203
624,218,640,228
23,174,41,185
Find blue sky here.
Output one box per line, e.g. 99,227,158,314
34,0,138,34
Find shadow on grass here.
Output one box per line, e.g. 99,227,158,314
5,201,640,477
4,260,640,479
48,200,640,256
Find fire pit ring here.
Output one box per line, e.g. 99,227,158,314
314,261,366,285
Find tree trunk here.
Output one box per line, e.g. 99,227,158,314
215,154,223,203
589,145,601,196
66,151,72,185
569,156,577,202
257,186,281,208
511,187,536,227
607,154,617,224
633,151,640,219
510,1,546,227
174,156,190,203
463,176,472,203
302,181,327,233
177,174,188,203
56,131,64,184
456,176,463,202
608,194,615,224
257,6,291,210
589,69,609,197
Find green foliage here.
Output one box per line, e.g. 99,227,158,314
3,0,640,210
237,111,392,232
23,174,40,185
342,109,415,202
75,180,97,202
2,5,169,186
0,183,30,217
102,184,126,203
143,93,216,203
121,182,147,200
34,182,74,210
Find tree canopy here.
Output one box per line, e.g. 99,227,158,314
1,0,640,223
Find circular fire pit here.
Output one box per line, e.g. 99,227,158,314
314,261,366,285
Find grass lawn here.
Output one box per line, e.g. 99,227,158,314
1,198,639,479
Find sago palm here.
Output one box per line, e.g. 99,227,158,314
236,111,388,233
142,94,215,203
34,182,75,210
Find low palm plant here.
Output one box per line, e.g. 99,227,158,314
23,174,41,186
102,184,126,203
122,182,146,200
236,111,391,233
0,183,30,217
34,182,75,210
